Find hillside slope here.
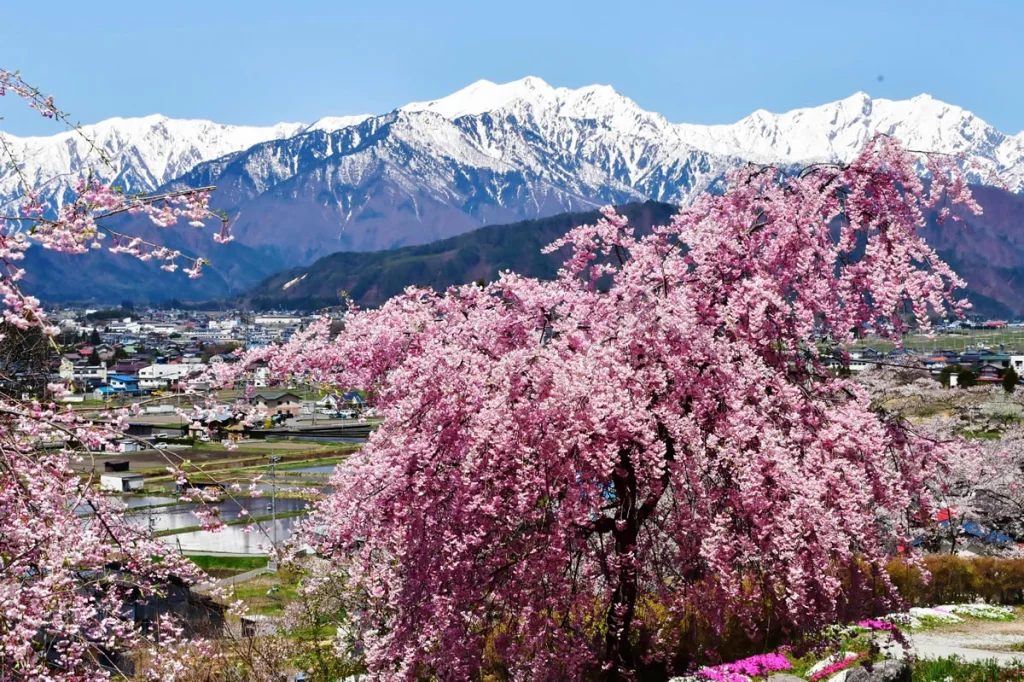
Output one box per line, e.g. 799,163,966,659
241,202,677,310
241,188,1024,318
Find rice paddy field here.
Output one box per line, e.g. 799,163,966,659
853,329,1024,354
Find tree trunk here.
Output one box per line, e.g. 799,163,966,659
603,424,676,681
604,452,640,681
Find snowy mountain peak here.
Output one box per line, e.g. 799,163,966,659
304,114,373,133
0,115,306,207
401,77,558,119
670,90,1020,173
401,76,663,141
4,114,305,145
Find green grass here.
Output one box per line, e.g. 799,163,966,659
186,554,269,573
962,430,1004,440
190,442,245,452
853,329,1024,354
230,570,302,616
274,456,347,471
913,614,966,630
912,656,1024,682
188,442,335,455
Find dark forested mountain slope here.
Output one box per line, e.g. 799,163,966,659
241,187,1024,319
240,202,678,310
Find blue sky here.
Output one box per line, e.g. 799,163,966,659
2,0,1023,136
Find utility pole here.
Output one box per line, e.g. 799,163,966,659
269,455,281,569
311,384,317,427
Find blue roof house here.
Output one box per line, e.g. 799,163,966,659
342,391,367,406
108,375,143,393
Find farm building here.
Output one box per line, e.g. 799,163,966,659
248,390,302,417
100,472,145,492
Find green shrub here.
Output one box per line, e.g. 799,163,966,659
912,656,1024,682
886,556,1024,606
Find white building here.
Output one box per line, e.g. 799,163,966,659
254,315,302,327
846,351,873,372
140,322,179,336
189,329,234,340
73,365,108,383
138,364,191,389
100,472,145,492
251,366,271,388
116,439,143,453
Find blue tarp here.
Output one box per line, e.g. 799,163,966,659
961,521,1014,545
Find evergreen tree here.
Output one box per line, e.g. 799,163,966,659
958,368,977,388
1003,366,1019,393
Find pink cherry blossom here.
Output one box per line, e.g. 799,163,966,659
221,135,980,680
0,68,237,680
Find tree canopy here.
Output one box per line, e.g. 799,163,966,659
227,136,978,680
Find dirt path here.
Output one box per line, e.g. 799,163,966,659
907,632,1024,663
885,616,1024,664
193,565,274,593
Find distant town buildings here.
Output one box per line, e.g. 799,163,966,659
827,318,1024,387
43,305,325,401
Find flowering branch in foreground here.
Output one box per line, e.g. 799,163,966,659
0,68,236,680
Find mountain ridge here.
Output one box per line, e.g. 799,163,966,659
3,78,1024,302
237,190,1024,318
239,201,679,311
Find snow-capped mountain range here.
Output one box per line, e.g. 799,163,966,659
0,116,307,209
4,76,1023,301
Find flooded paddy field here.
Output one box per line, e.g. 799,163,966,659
77,439,360,555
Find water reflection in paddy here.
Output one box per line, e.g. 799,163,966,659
166,517,303,554
84,471,338,554
286,464,337,475
119,496,311,533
